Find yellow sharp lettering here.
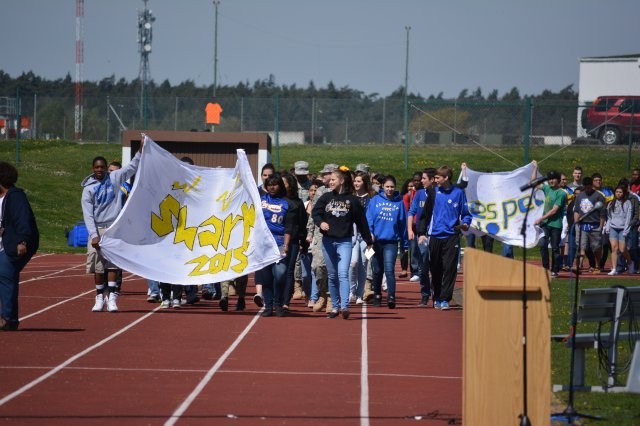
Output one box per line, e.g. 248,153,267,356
174,206,198,250
151,195,181,237
198,214,224,250
220,213,242,249
185,255,209,276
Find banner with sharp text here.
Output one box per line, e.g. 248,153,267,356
100,135,281,284
464,163,545,248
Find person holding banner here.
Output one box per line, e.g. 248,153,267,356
81,142,142,313
573,176,606,272
257,175,297,317
312,166,373,319
531,162,566,278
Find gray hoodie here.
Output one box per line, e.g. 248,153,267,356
81,152,141,240
605,198,632,237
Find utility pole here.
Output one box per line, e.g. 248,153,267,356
403,26,411,170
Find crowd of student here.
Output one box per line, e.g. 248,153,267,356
79,150,640,321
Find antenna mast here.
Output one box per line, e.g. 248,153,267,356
138,0,154,129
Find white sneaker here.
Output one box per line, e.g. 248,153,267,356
107,292,119,312
92,294,105,312
409,275,420,282
356,297,364,305
160,300,171,309
172,299,181,308
607,269,618,276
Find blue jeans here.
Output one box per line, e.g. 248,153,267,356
147,280,160,295
300,252,317,302
417,239,431,298
502,243,514,258
408,238,421,275
322,236,353,311
256,250,290,310
349,236,368,299
371,240,399,299
540,225,562,273
0,251,21,323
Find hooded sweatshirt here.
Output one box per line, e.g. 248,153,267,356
81,152,141,240
366,189,408,249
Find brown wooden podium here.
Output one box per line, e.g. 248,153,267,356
463,248,550,425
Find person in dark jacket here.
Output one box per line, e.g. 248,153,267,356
0,161,39,331
312,166,373,319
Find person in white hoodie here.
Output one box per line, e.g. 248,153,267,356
81,143,142,312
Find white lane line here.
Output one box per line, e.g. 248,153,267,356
18,272,138,322
0,307,160,408
0,365,462,380
164,310,263,426
361,302,370,426
19,290,95,321
19,263,85,284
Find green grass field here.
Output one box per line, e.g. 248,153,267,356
3,138,640,423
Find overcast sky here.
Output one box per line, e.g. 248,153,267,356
3,0,639,98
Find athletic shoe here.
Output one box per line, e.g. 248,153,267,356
419,296,429,306
147,293,160,303
372,294,382,307
172,299,181,309
160,300,171,309
201,289,213,300
327,310,339,318
356,297,364,305
236,298,246,311
607,269,618,276
440,300,450,310
434,300,441,310
409,275,420,282
275,306,286,317
92,294,105,312
342,310,350,319
0,318,19,331
387,296,396,309
107,293,119,312
551,272,558,278
220,297,229,311
399,271,408,278
186,296,200,305
261,308,273,317
307,300,315,308
253,294,264,307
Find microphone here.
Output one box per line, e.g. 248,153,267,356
576,201,604,223
520,174,550,191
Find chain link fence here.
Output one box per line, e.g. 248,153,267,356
5,95,599,149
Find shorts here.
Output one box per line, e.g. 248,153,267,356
576,227,602,252
608,228,626,242
85,227,117,274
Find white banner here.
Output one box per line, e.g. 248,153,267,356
100,135,281,284
464,163,544,248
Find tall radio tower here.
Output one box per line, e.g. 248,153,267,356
74,0,84,140
138,0,154,129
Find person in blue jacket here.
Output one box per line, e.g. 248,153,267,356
0,161,39,331
426,165,472,310
366,175,408,309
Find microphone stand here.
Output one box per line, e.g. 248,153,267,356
551,215,602,423
517,186,535,426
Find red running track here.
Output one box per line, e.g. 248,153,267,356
1,253,463,425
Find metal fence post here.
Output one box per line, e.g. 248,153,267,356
523,97,532,164
275,95,280,168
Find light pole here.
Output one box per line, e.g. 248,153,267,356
213,0,220,98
